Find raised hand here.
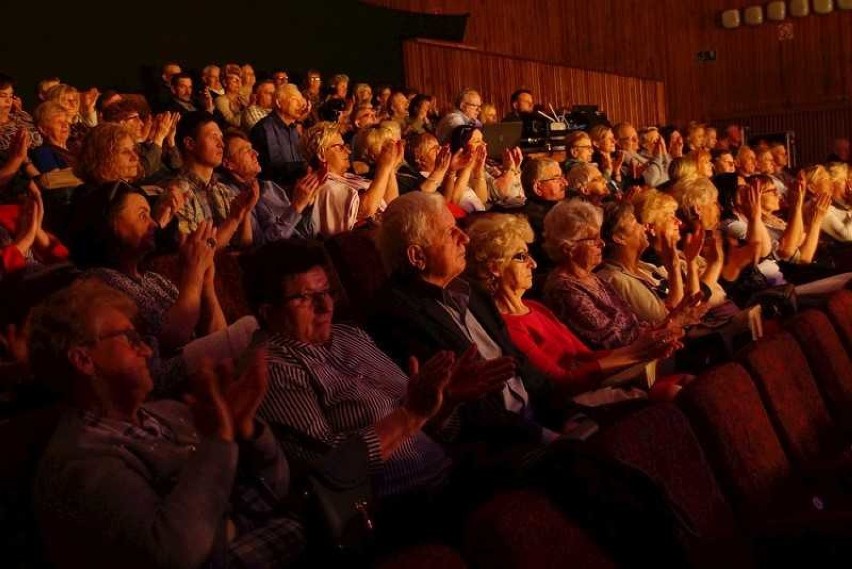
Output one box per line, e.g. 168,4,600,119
403,351,455,422
669,131,684,158
743,179,762,220
472,144,487,172
80,88,101,114
809,191,832,223
292,169,323,212
393,139,406,169
10,128,29,163
449,147,472,172
790,171,806,207
682,221,704,264
151,112,175,146
431,144,452,180
612,150,625,178
445,345,515,404
659,226,679,270
222,348,270,440
11,95,23,114
180,220,217,278
153,183,187,228
661,292,708,332
377,140,397,169
185,358,235,442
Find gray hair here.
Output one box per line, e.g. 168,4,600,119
671,176,718,213
521,157,558,197
542,199,603,264
376,192,447,274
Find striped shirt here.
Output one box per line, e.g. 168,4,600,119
260,324,453,497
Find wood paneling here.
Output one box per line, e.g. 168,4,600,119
403,39,666,127
368,0,852,165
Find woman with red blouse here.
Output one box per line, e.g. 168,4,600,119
464,212,678,397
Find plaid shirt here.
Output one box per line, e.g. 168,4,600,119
172,169,235,234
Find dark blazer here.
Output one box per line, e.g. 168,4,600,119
368,274,569,443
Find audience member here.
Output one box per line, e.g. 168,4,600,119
0,74,43,152
214,72,247,129
502,89,534,122
242,80,275,131
435,88,482,144
251,84,308,185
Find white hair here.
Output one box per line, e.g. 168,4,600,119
376,192,447,274
542,199,603,264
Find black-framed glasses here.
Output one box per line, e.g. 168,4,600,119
282,289,335,307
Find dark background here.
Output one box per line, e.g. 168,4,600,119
1,1,467,106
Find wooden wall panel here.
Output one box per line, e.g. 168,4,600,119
402,39,666,127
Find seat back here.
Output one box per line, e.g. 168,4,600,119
324,228,387,325
787,310,852,431
826,289,852,352
678,363,792,515
740,333,840,465
463,489,616,569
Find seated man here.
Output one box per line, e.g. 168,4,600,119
30,278,305,569
520,157,567,279
166,73,214,116
242,239,487,499
565,162,609,204
435,88,482,144
219,129,315,243
250,84,309,186
168,111,255,246
241,80,275,131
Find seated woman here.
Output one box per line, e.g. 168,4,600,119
449,125,524,209
464,213,678,396
68,181,228,359
30,101,82,232
542,199,644,350
305,121,400,237
810,163,852,243
0,182,68,280
30,279,305,569
214,72,247,129
0,73,43,154
44,83,97,154
588,124,623,192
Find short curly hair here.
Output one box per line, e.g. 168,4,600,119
464,214,534,293
74,123,135,184
542,199,602,264
633,189,678,229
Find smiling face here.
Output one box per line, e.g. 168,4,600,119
614,211,649,254
39,110,71,147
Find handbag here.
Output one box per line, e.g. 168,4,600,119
272,424,375,552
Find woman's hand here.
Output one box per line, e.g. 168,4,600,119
180,220,217,280
153,183,187,228
626,328,682,362
502,146,523,173
472,144,487,173
669,131,684,158
292,169,323,213
13,188,40,256
809,191,832,225
429,144,452,181
682,221,704,264
403,351,455,423
743,180,762,220
449,147,472,173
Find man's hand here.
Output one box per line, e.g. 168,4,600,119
403,351,455,422
223,348,270,440
185,358,236,442
444,345,515,405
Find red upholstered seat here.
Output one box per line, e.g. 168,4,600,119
826,290,852,352
591,404,750,568
373,544,468,569
739,333,844,467
678,363,794,516
787,310,852,432
324,228,387,325
463,489,616,569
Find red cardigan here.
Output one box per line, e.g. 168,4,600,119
502,299,609,394
0,205,69,275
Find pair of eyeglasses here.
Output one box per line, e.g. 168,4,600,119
539,175,565,183
283,289,335,306
573,144,593,150
573,237,605,247
463,102,482,109
511,251,534,263
92,328,147,349
327,143,351,153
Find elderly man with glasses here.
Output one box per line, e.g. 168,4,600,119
435,88,483,144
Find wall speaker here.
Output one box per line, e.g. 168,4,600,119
813,0,834,13
790,0,810,16
767,1,787,20
721,9,741,28
744,5,764,25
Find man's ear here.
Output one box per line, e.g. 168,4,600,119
67,346,95,377
611,231,628,246
406,244,427,271
532,181,544,198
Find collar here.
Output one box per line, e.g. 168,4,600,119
272,112,300,129
393,274,472,314
178,168,219,191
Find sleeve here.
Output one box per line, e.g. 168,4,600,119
821,208,852,243
38,437,238,569
138,142,163,178
237,420,292,499
545,280,622,350
259,360,384,471
599,270,667,326
0,244,27,275
312,181,358,237
29,147,60,173
642,155,670,188
504,313,602,393
254,190,302,242
214,96,241,128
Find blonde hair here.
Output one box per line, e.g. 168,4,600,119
634,189,678,229
465,214,534,292
672,176,719,216
302,121,341,168
825,162,848,184
33,101,68,128
566,162,601,191
542,199,602,264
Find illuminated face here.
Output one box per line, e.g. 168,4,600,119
515,92,534,113
596,129,616,154
714,152,735,174
421,207,470,285
113,136,141,180
256,83,276,109
0,86,14,116
687,127,705,151
266,266,335,345
737,148,756,175
460,93,482,121
224,74,242,94
39,110,70,147
224,136,261,180
60,91,80,114
618,126,639,153
771,145,788,168
204,67,221,89
534,163,567,201
241,65,256,88
112,192,157,254
390,93,409,116
499,242,536,293
173,78,193,102
756,151,775,175
323,132,351,176
571,134,593,163
568,227,605,272
186,121,224,168
277,90,307,121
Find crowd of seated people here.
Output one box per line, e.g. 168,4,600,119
1,61,852,568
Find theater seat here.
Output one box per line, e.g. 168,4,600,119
739,333,845,468
787,310,852,432
373,544,467,569
462,490,616,569
826,290,852,351
324,228,387,325
591,404,751,568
